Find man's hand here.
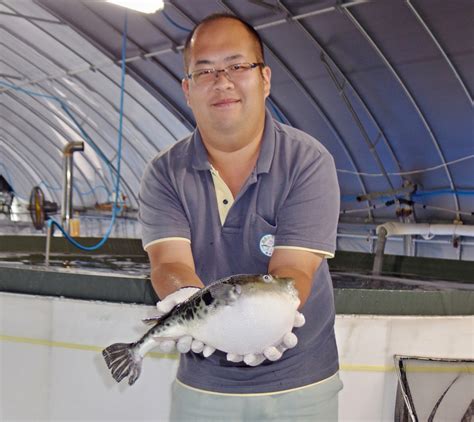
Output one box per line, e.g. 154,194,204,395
155,287,200,316
226,310,306,366
154,287,217,356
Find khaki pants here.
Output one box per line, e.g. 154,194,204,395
169,373,343,422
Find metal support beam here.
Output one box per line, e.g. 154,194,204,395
320,52,396,192
0,10,64,24
254,0,374,30
278,0,404,185
1,14,178,153
0,31,145,206
406,0,473,106
343,7,462,222
0,141,40,196
31,0,193,130
220,0,374,222
0,115,71,206
7,0,372,94
2,94,97,209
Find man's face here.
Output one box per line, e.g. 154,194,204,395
182,19,271,145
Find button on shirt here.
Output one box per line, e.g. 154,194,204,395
209,165,234,226
139,109,340,394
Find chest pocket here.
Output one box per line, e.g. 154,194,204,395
246,213,277,265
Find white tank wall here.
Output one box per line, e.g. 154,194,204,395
1,292,472,421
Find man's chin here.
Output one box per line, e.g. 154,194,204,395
210,117,242,133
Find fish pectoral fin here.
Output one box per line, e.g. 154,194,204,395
141,316,161,325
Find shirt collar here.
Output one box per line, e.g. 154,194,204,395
191,107,276,173
255,108,276,175
191,129,211,171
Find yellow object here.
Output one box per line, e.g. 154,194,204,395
70,218,80,237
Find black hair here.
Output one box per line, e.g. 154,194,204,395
183,13,265,72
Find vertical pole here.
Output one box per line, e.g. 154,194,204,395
61,142,84,234
373,227,388,275
61,153,73,234
45,222,52,266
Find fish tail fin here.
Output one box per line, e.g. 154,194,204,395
102,342,142,386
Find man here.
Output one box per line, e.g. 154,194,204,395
139,13,342,420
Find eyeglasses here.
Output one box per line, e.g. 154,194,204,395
186,62,265,85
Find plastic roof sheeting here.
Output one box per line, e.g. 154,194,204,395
0,0,473,227
0,0,189,209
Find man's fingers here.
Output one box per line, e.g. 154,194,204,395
293,311,305,328
158,339,176,353
203,345,216,358
244,353,266,366
176,335,193,353
191,340,204,353
226,353,244,363
169,337,213,355
156,301,175,316
263,346,283,361
282,332,298,349
155,288,201,318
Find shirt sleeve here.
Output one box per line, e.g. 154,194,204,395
138,157,191,250
274,147,340,257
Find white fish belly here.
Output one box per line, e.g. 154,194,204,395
189,293,298,355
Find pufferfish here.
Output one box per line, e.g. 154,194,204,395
102,274,300,385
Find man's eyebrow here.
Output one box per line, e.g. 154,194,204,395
224,54,245,62
194,59,213,67
193,54,245,67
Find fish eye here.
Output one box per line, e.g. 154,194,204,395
262,275,273,283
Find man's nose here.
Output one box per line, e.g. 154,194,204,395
213,69,234,88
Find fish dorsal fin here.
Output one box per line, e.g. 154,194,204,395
141,316,162,325
141,301,184,325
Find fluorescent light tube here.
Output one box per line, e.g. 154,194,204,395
106,0,164,14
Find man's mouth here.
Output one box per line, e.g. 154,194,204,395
212,98,241,107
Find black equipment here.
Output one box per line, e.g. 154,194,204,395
28,186,58,230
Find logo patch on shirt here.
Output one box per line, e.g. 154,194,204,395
259,234,275,257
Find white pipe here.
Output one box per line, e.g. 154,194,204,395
375,222,474,239
337,232,474,246
372,222,474,275
61,141,84,234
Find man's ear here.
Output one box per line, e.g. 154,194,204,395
262,66,271,99
182,78,191,106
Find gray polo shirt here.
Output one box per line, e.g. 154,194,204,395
139,109,340,394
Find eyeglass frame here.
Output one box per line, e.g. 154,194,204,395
186,62,265,84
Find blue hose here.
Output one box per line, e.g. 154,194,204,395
45,12,129,250
342,189,474,202
162,10,191,32
412,189,474,197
